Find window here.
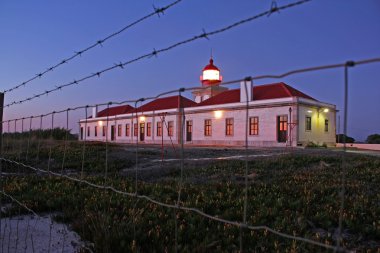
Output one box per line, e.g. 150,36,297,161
87,126,90,137
249,117,259,135
102,126,106,137
325,119,329,132
225,118,234,136
277,115,288,143
146,122,152,137
168,121,174,137
134,123,138,136
80,127,83,140
186,120,192,142
117,124,122,136
94,126,98,137
125,124,130,137
157,121,162,137
204,119,212,136
305,116,312,131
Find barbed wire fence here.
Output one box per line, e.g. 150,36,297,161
0,0,310,109
1,57,379,252
1,0,184,95
1,0,379,251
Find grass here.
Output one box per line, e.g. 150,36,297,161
1,140,380,252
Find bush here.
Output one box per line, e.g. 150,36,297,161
366,134,380,144
3,127,77,140
336,134,355,143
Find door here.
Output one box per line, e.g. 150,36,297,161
111,125,115,141
140,123,145,141
186,120,192,142
277,115,288,143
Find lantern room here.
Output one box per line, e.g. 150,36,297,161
200,58,222,86
193,57,227,103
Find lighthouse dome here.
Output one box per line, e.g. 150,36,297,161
200,58,222,86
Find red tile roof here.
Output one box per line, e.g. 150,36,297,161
197,82,315,106
94,83,314,118
136,95,197,113
97,104,134,117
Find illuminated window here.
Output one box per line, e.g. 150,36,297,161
168,121,174,137
157,121,162,137
277,115,288,143
87,126,90,137
249,117,259,135
102,126,106,137
94,126,98,137
125,124,130,137
204,119,212,136
306,116,311,131
117,124,122,137
134,123,138,137
203,70,220,80
225,118,234,136
325,119,329,132
147,122,152,137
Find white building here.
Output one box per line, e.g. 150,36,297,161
79,58,336,147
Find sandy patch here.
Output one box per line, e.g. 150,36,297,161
0,214,85,253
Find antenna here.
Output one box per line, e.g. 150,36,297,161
210,48,213,60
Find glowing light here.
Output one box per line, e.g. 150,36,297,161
214,110,223,119
307,110,312,113
139,116,146,122
203,70,220,80
323,108,329,113
98,121,103,126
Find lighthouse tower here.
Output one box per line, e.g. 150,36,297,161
193,57,228,103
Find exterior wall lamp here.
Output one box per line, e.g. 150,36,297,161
139,116,146,122
214,110,223,119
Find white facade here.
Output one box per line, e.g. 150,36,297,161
79,82,336,147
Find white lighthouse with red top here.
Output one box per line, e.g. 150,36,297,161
193,57,228,103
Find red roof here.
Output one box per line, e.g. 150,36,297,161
95,83,314,117
97,104,134,117
136,95,197,113
203,58,220,71
197,82,315,106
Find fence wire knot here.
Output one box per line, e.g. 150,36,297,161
268,1,280,16
201,28,209,40
153,5,165,17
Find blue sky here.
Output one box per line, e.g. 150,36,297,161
0,0,379,141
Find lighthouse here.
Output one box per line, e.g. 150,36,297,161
193,57,228,103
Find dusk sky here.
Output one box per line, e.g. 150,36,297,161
0,0,379,141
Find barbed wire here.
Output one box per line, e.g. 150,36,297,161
1,0,183,95
2,56,378,252
1,56,379,125
0,190,39,217
1,0,311,110
0,157,346,252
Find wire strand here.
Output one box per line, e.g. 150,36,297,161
2,57,380,125
0,157,346,252
1,0,183,95
1,0,311,110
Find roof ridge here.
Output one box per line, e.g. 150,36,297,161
253,82,283,88
280,82,293,97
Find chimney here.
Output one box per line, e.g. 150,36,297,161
240,80,252,103
92,106,98,118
